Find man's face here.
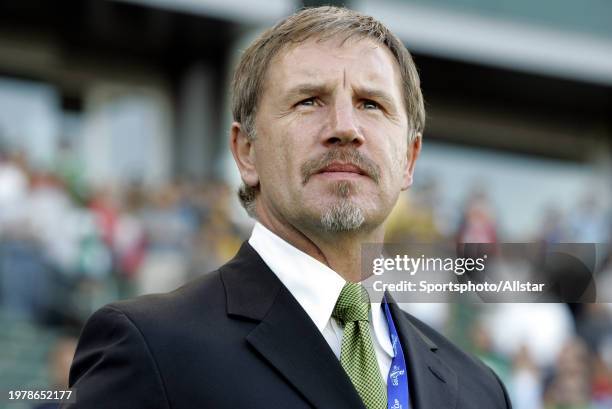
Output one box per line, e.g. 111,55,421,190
238,36,420,233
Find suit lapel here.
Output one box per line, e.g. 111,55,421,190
386,297,458,409
221,242,365,409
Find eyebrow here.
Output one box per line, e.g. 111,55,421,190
283,82,398,109
284,83,333,100
355,86,397,108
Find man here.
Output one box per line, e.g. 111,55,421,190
63,7,512,409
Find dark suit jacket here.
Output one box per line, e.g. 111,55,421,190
62,242,512,408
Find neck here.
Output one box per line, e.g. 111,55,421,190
255,204,385,283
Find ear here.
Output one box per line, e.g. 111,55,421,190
230,122,259,188
401,132,422,190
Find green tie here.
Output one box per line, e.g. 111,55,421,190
333,282,387,409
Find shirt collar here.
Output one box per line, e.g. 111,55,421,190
248,222,394,358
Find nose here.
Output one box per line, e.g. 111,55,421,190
323,98,365,147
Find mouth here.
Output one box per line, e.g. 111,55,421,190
314,162,368,180
301,149,381,186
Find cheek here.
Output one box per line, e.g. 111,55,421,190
376,137,408,190
388,135,408,170
288,111,326,138
256,134,301,188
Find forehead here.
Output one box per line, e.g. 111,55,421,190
265,36,403,99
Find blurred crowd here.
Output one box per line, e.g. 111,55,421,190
0,148,246,327
1,147,611,409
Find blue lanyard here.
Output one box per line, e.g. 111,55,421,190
383,296,410,409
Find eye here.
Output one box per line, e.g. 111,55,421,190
362,99,380,110
297,97,317,107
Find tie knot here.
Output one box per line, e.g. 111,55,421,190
333,283,371,323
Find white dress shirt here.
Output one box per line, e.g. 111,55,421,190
248,222,394,384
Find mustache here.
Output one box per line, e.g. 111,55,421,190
300,149,381,185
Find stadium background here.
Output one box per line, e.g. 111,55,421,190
0,0,611,408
